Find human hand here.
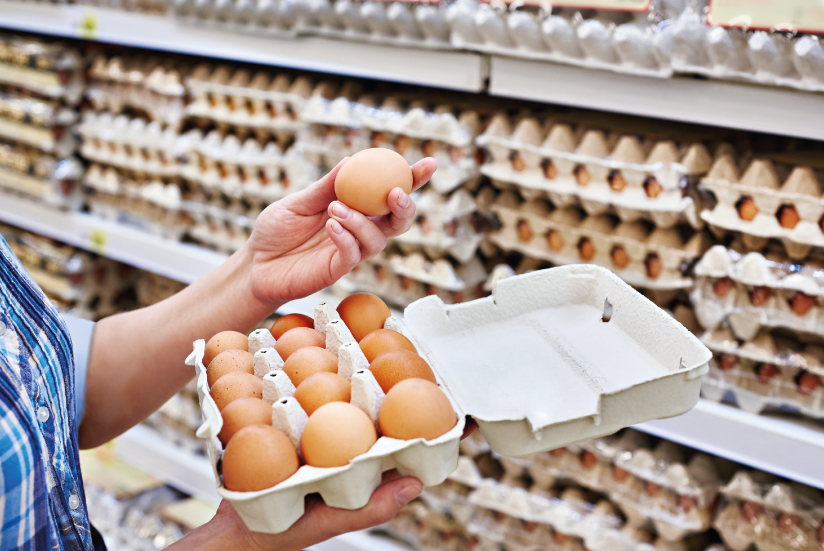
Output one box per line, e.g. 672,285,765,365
245,157,437,308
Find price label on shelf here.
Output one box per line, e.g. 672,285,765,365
88,228,107,255
708,0,824,33
479,0,650,9
77,12,99,40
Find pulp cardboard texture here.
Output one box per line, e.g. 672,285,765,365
190,264,708,533
477,120,710,229
491,200,706,290
702,327,824,377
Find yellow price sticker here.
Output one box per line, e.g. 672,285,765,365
78,12,99,40
88,228,107,254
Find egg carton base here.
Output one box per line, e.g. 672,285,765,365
673,60,824,94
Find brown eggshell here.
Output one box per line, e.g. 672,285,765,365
370,349,437,393
271,313,314,340
293,372,351,416
210,371,263,411
547,230,564,251
337,293,391,342
379,378,456,440
301,402,377,467
204,331,248,367
218,397,272,446
222,425,299,492
359,329,417,363
283,346,339,387
274,327,326,361
334,148,413,217
207,349,255,387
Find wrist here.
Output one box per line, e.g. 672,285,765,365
229,242,284,325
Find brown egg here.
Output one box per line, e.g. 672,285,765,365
750,286,772,307
210,371,263,411
542,158,557,179
608,170,626,192
301,402,377,467
797,370,821,395
546,230,564,251
719,354,738,371
756,363,778,384
222,425,299,492
578,238,595,261
207,349,254,387
612,465,630,482
644,176,662,198
271,313,314,340
293,372,351,416
379,378,456,440
283,346,339,387
337,293,391,342
370,349,437,393
645,254,662,279
360,329,417,363
679,495,698,513
610,246,629,269
581,450,598,470
737,196,758,221
741,501,762,523
334,148,413,217
275,327,325,361
517,219,533,242
778,204,801,229
218,397,272,446
713,277,735,298
574,165,590,186
779,513,801,533
203,331,248,367
509,151,525,172
790,292,816,316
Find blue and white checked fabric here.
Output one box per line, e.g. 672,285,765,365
0,233,93,551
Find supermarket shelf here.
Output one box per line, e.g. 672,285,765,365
0,1,487,92
636,398,824,490
489,56,824,142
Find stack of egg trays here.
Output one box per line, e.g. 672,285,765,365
714,470,824,551
700,153,824,260
668,3,824,93
0,34,84,208
169,0,299,39
506,430,726,542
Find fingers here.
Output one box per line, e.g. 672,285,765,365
326,218,362,279
411,157,437,192
461,417,478,440
283,157,349,216
328,201,387,259
375,187,416,238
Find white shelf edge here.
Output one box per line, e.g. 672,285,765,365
0,2,487,93
635,398,824,490
489,56,824,142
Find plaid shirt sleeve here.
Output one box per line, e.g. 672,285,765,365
0,232,94,551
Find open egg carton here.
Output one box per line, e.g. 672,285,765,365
700,154,824,260
299,94,483,193
714,470,824,551
0,90,78,158
78,112,182,179
185,65,315,138
87,54,187,129
669,2,824,93
701,327,824,418
691,244,824,340
0,141,83,208
514,430,726,541
478,114,713,230
448,0,685,79
0,34,84,104
191,264,710,533
490,191,712,291
84,164,191,240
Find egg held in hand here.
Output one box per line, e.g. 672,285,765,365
207,349,254,387
275,327,326,361
210,371,263,411
283,346,338,387
218,397,272,446
360,329,417,363
271,313,314,340
334,148,413,217
379,378,457,440
293,372,351,416
204,330,248,367
370,349,437,393
301,402,377,468
222,425,299,492
337,292,391,342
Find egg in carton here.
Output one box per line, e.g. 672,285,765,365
691,245,824,341
0,141,83,208
447,2,675,80
0,35,84,104
490,192,710,291
715,470,824,551
191,263,709,532
700,155,824,261
187,201,255,253
174,0,297,37
701,327,824,417
0,93,78,158
388,251,489,305
478,116,711,229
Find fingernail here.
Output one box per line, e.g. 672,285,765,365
395,481,422,508
331,202,350,219
329,219,344,234
397,191,410,208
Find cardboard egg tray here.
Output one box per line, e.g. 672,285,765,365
0,145,82,208
477,116,711,229
715,471,824,551
701,328,824,418
191,264,709,533
691,247,824,341
0,35,84,103
700,157,824,260
490,193,710,291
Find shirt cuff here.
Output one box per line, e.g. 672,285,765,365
62,314,95,424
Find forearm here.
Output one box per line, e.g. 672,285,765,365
79,243,281,448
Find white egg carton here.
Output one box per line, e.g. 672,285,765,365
701,156,824,260
478,116,711,229
170,0,298,37
190,263,708,533
491,192,710,290
715,471,824,551
0,145,83,209
0,35,84,103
